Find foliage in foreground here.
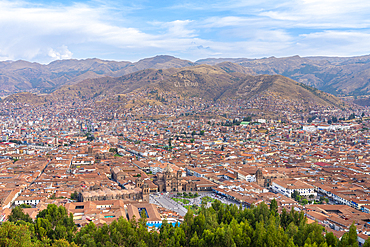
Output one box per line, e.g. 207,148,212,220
1,200,368,247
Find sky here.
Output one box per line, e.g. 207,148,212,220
1,0,370,64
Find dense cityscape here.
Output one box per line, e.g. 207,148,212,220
1,94,370,246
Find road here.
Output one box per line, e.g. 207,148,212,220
150,194,188,216
150,191,241,216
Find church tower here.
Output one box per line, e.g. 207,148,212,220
177,170,183,192
136,177,143,188
142,182,149,202
256,168,264,186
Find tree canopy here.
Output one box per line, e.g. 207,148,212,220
1,201,367,247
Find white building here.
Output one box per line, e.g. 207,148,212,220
272,179,316,198
14,196,44,207
236,170,256,182
303,124,352,132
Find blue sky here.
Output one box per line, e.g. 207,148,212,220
1,0,370,63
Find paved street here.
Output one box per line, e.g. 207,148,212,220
150,191,241,216
150,194,188,216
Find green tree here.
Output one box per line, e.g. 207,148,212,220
36,204,77,242
291,190,302,202
281,208,292,229
302,199,309,205
51,239,78,247
243,116,252,122
189,232,200,247
0,200,351,247
7,206,33,223
270,199,278,216
363,237,370,247
325,232,338,247
286,222,298,238
337,223,359,247
253,220,266,247
0,221,35,247
348,113,356,120
70,191,78,200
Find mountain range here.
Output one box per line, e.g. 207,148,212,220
0,55,192,96
4,63,345,111
198,55,370,97
1,54,370,100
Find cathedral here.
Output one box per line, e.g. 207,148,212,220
79,179,149,203
255,168,272,187
153,164,183,192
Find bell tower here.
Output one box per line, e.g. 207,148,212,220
142,182,149,202
136,177,143,188
256,168,263,186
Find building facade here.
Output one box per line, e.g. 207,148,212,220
153,164,183,192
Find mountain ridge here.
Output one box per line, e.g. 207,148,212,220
4,64,345,111
1,54,370,101
196,55,370,97
0,55,195,96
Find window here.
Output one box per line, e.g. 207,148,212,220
76,205,84,209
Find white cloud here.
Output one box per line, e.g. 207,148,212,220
0,0,370,63
296,30,370,56
48,46,73,60
259,0,370,29
0,1,167,62
202,16,252,28
165,20,195,38
0,0,219,63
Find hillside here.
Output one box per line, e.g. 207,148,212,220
197,55,370,97
0,56,195,96
45,64,243,101
12,64,342,110
2,54,370,100
3,92,47,105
